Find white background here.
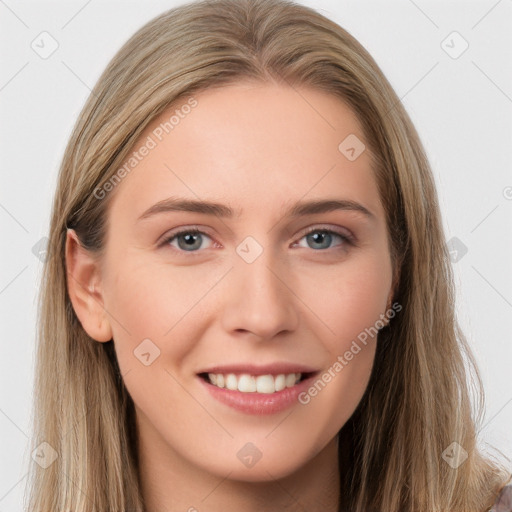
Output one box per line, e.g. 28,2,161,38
1,0,511,509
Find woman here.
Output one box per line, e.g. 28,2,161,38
26,0,511,510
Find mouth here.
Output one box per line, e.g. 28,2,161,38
198,371,315,394
196,365,320,415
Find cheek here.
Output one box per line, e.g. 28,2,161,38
294,259,390,438
102,256,221,371
101,258,213,428
298,252,392,349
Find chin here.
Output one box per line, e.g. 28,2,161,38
202,447,312,483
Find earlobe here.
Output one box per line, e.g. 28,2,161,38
65,229,113,342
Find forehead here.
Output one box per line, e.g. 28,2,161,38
106,81,384,224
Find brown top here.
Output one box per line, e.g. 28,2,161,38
490,485,512,512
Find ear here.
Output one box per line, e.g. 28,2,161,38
65,229,113,342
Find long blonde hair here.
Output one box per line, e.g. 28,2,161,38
26,0,511,510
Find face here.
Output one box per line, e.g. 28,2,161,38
68,81,394,482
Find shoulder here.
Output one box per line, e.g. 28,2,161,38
490,484,512,512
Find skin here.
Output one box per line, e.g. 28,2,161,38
66,81,395,512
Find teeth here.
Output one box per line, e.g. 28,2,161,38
285,373,297,387
274,374,286,392
207,372,301,394
255,374,273,393
238,374,256,392
225,374,238,390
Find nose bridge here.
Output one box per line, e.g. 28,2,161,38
221,239,298,339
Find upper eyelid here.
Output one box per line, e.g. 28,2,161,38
295,224,353,240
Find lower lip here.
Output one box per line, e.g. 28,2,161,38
198,374,316,415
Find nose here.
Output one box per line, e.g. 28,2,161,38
221,246,299,341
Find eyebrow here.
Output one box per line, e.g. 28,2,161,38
137,197,375,221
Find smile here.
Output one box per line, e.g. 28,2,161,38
196,365,319,415
201,372,304,394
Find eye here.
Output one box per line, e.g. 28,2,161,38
161,228,214,253
293,227,354,251
159,225,354,254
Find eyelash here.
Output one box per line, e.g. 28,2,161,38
159,225,355,255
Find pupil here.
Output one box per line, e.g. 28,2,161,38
309,232,330,249
180,233,201,250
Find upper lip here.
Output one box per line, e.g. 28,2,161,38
197,363,320,376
